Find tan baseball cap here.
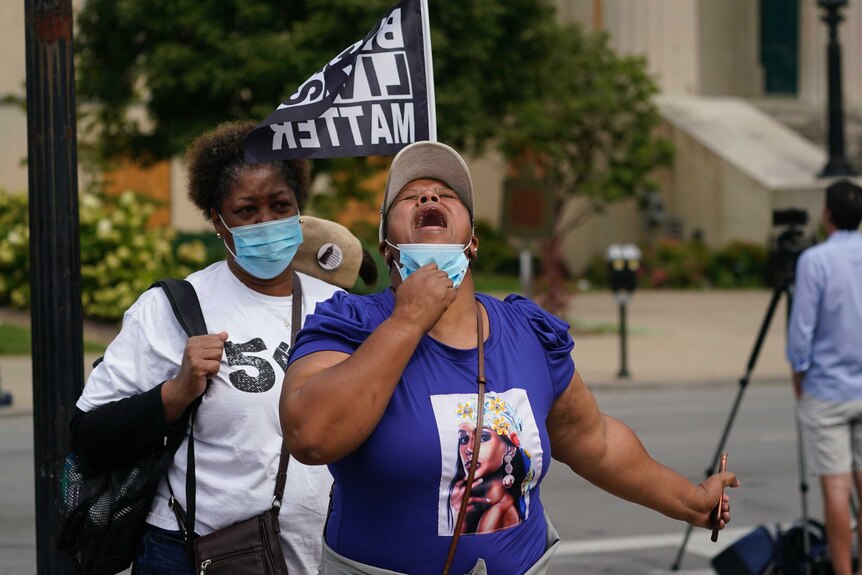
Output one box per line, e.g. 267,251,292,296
379,141,474,241
293,216,363,290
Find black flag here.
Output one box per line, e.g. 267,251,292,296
244,0,436,163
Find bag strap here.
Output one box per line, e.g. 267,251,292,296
272,273,301,517
150,278,209,538
171,273,301,537
89,279,207,370
149,279,208,540
151,279,208,338
442,301,486,575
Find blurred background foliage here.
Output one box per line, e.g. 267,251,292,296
583,239,769,290
75,0,559,165
0,1,773,324
0,187,208,321
74,0,674,315
1,177,771,323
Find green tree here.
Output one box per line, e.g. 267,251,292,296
76,2,672,309
499,25,673,314
76,0,556,164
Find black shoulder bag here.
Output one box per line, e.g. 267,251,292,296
170,273,303,575
58,279,208,575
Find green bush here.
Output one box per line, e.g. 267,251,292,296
581,239,769,290
0,187,210,321
643,239,711,288
0,191,30,309
709,241,768,288
470,220,532,276
173,230,227,268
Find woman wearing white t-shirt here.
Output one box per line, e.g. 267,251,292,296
71,121,364,574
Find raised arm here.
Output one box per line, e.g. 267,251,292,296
548,371,739,529
281,265,456,465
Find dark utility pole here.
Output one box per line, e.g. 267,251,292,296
817,0,858,177
24,1,83,573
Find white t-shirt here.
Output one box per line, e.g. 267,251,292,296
77,261,341,574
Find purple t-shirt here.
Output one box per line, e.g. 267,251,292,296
289,290,575,574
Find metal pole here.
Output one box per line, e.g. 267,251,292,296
617,299,630,378
519,246,533,298
24,0,83,572
784,283,813,575
671,283,786,570
818,1,857,177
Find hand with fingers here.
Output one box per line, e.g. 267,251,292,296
162,331,228,422
693,466,739,533
391,264,457,334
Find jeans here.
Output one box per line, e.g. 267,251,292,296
132,523,195,575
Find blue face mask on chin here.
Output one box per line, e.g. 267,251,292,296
386,241,471,288
219,213,303,280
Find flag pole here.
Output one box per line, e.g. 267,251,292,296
420,0,436,142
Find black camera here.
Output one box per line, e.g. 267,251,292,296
768,208,814,287
772,208,808,228
818,0,848,9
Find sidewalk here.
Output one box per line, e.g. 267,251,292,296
0,289,794,416
0,307,115,416
567,289,790,388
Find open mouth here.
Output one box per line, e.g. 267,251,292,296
414,205,447,229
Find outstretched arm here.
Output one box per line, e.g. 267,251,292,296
548,371,739,529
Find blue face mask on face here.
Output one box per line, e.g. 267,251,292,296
386,241,471,287
219,213,303,280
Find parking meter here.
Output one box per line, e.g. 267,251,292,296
606,244,641,377
606,244,641,302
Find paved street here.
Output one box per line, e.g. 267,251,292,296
544,382,813,574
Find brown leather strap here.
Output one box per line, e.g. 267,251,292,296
442,301,486,575
289,271,303,349
272,272,302,515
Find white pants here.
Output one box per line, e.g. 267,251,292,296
320,512,561,575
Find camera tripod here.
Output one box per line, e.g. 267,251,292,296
670,276,816,573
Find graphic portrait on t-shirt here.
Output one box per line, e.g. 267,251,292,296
430,389,541,536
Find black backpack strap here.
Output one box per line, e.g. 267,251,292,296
150,279,208,337
149,278,208,540
89,280,206,370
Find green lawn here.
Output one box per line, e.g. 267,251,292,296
0,322,106,355
473,273,524,293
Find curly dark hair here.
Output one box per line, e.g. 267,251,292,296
185,120,310,220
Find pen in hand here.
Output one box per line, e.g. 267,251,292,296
711,453,728,542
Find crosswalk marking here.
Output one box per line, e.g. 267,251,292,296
554,526,754,558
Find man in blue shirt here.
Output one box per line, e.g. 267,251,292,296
788,179,862,575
